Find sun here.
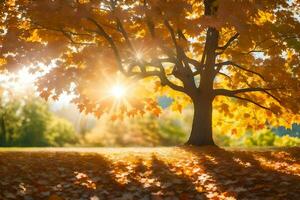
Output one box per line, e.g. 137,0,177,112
111,84,126,99
135,52,143,60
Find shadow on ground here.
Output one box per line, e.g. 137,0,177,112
0,147,299,199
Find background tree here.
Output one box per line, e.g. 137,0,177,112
0,93,78,147
19,98,52,146
0,95,21,146
84,111,188,147
45,116,79,147
0,0,300,145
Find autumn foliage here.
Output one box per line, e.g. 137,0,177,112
0,0,300,145
0,147,299,199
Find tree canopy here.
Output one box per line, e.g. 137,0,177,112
0,0,300,145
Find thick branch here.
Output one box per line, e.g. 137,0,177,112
112,14,148,72
142,16,175,60
86,17,125,73
115,18,134,52
162,19,202,79
143,0,155,38
199,27,220,73
163,19,179,54
109,0,135,53
154,60,186,92
142,4,181,66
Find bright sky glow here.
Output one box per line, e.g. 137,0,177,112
135,52,143,60
0,66,75,106
111,84,126,99
0,68,36,94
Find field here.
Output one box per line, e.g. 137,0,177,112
0,147,299,200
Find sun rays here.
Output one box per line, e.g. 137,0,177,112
110,84,127,99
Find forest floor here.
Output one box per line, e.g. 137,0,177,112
0,146,299,200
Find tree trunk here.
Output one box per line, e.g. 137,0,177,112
0,115,7,146
186,96,215,146
185,1,219,146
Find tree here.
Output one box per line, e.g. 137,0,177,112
18,98,52,146
0,96,22,146
85,112,187,147
45,117,78,147
0,91,78,147
19,99,78,147
0,0,300,145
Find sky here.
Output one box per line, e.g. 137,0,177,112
0,67,73,106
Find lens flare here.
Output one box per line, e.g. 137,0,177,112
135,52,143,60
111,85,126,99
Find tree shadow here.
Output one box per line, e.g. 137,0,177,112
1,148,299,199
286,147,300,160
252,149,299,167
149,154,207,199
104,155,207,199
181,146,300,199
0,151,209,199
0,152,126,199
104,157,154,199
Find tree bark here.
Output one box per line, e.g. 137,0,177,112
186,95,215,146
185,0,219,146
0,115,7,146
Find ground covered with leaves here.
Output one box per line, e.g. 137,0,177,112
0,147,299,200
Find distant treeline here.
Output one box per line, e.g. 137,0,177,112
0,96,299,147
0,97,78,147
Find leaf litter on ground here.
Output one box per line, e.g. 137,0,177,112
0,146,299,200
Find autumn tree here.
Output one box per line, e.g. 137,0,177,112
0,0,300,145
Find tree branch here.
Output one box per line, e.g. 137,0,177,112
110,0,135,52
86,17,125,73
60,30,95,45
162,19,201,80
141,12,176,60
215,61,265,81
217,72,231,80
115,18,134,51
230,95,274,113
163,19,179,54
214,87,280,96
217,33,239,53
128,70,185,92
240,35,300,55
31,23,95,46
